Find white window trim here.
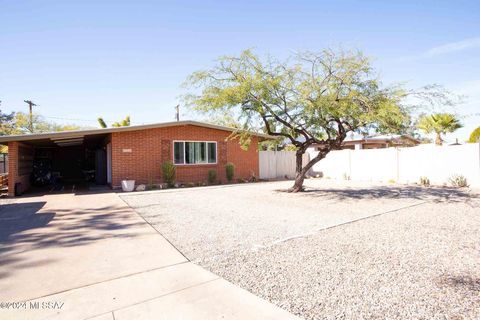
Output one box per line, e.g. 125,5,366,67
173,140,218,165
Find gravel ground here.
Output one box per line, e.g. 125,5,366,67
121,180,480,319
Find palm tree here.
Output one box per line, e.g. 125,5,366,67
417,113,462,145
97,116,130,128
468,126,480,143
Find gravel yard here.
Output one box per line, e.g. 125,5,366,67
121,179,480,319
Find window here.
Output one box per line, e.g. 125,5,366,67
173,142,184,164
174,141,217,164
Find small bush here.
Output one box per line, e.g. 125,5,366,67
161,161,176,187
449,174,468,188
419,176,430,187
208,169,217,184
225,162,235,182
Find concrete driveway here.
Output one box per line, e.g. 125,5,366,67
0,192,297,320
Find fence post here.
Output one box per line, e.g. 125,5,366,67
396,148,400,182
348,149,352,179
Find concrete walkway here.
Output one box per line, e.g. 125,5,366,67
0,192,298,320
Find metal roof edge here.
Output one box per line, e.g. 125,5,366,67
0,120,274,143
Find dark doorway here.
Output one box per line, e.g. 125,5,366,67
95,149,107,185
23,133,111,194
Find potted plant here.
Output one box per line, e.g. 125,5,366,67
121,177,135,192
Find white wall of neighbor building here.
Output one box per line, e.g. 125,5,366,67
307,143,480,187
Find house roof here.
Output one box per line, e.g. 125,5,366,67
0,120,274,144
343,134,420,144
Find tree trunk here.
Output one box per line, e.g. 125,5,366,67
435,132,443,145
288,149,328,192
290,152,306,192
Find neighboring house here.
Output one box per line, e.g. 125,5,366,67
310,134,420,152
0,121,270,197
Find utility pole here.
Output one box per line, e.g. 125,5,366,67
24,100,37,133
175,104,180,122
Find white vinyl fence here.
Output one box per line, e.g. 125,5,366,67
259,151,309,179
307,143,480,187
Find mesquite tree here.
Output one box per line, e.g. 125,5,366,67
184,49,418,192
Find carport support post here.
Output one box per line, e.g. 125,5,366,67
7,141,18,197
7,141,33,197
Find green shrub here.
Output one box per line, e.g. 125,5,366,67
161,161,176,187
208,169,217,184
419,176,430,187
449,174,468,188
225,162,235,182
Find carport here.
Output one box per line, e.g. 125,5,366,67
0,130,112,196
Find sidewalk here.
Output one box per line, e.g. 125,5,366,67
0,192,298,320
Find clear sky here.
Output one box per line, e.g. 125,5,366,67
1,0,479,141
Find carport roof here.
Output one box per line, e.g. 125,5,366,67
0,120,274,143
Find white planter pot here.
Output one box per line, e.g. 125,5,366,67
121,180,135,192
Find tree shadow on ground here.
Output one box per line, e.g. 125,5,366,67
277,185,478,204
0,202,53,242
0,201,144,280
438,275,480,293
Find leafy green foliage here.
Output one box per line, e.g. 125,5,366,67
13,112,81,134
0,101,15,136
0,108,15,136
112,116,130,127
283,144,298,151
417,113,462,145
161,161,176,187
468,127,480,143
98,117,108,128
225,163,235,182
97,116,130,128
1,101,82,136
208,169,217,184
185,49,412,145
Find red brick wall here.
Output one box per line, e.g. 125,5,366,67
111,125,259,187
7,141,33,196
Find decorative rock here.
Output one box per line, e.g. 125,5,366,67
135,184,146,191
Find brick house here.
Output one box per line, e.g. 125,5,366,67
0,121,269,196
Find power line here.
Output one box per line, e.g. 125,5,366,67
42,115,146,126
42,116,108,123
